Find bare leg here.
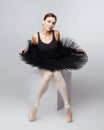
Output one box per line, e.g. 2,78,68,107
53,70,72,122
28,70,53,122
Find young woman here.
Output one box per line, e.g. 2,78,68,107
20,13,88,122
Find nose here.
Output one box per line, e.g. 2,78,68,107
49,23,53,27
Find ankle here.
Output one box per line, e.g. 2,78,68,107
64,101,73,123
28,101,39,122
34,100,39,105
64,101,70,108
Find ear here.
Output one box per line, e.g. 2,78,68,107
42,20,44,25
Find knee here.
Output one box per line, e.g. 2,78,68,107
47,71,53,78
43,71,53,81
53,71,62,82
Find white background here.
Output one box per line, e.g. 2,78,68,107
0,0,104,130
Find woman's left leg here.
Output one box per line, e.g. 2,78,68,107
53,70,72,122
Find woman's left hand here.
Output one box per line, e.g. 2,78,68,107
76,48,86,54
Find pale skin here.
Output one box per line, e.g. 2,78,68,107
21,16,85,122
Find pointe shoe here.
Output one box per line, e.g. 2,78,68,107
64,102,73,123
28,101,39,122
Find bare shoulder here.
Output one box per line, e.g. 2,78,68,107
32,33,38,44
54,30,60,41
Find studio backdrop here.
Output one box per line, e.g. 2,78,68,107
0,0,104,108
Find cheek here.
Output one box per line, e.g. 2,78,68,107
46,22,49,26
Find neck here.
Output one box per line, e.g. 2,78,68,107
41,28,52,36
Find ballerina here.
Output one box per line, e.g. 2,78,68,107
20,12,88,122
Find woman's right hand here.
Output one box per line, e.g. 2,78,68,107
21,48,28,54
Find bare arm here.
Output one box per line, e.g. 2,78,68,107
32,34,38,44
54,30,60,42
20,34,38,54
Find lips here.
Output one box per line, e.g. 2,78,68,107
48,27,52,30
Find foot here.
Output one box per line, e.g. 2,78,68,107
64,102,73,123
28,101,39,122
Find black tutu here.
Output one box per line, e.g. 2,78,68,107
19,37,88,71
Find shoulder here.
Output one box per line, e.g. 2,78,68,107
54,30,60,41
32,33,38,44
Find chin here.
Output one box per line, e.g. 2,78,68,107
47,29,52,32
45,27,52,31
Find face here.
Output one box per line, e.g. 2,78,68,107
43,17,56,31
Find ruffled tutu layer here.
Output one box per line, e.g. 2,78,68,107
19,37,88,71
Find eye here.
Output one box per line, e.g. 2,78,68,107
52,22,56,25
47,20,56,25
47,20,51,23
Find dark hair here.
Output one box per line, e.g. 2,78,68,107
43,13,57,22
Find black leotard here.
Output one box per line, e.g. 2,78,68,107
37,30,60,61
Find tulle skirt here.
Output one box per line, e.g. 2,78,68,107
19,37,88,71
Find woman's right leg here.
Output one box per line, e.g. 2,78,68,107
28,69,53,121
34,69,53,103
